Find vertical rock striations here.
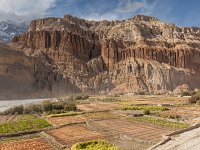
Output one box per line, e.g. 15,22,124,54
10,15,200,95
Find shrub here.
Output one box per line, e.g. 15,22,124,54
71,140,119,150
2,98,78,116
67,96,75,101
42,101,53,112
81,95,89,100
181,91,190,97
2,105,24,115
188,92,200,104
72,95,90,100
135,91,145,95
143,110,150,115
64,102,77,111
52,103,64,110
24,104,42,114
181,91,196,97
168,114,181,120
74,95,83,100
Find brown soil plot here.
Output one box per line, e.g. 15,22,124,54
89,119,171,143
0,138,54,150
46,124,110,147
77,102,120,111
46,116,86,126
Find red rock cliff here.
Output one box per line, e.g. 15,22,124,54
11,15,200,95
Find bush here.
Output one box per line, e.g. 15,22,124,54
24,104,42,114
135,91,146,95
2,105,24,115
181,91,190,97
71,140,119,150
67,96,75,101
52,103,64,110
64,102,77,111
42,101,53,112
181,91,196,97
81,95,89,100
143,110,150,115
74,95,83,100
188,92,200,104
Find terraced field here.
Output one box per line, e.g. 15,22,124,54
0,95,195,150
82,111,121,120
45,124,110,147
46,116,86,126
0,115,20,124
88,119,171,144
0,138,54,150
77,102,120,111
158,106,200,124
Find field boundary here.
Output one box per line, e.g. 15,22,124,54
40,131,66,149
46,110,111,118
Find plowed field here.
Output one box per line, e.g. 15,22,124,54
46,125,110,147
0,138,54,150
89,119,171,143
46,116,86,126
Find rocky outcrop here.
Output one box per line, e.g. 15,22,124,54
10,15,200,95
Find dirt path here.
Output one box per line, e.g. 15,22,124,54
154,127,200,150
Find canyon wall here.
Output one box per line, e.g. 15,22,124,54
9,15,200,96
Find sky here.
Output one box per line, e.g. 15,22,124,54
0,0,199,27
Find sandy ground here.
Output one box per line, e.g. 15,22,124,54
154,127,200,150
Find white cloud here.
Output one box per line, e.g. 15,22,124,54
84,0,147,21
85,13,119,21
114,1,145,13
0,0,55,23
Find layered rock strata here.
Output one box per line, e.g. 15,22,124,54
10,15,200,95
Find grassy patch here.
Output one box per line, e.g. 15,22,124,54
92,97,120,103
121,105,169,111
18,114,38,121
71,140,119,150
0,115,52,134
131,117,190,129
82,112,120,120
46,111,84,118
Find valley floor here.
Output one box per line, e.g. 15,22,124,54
0,95,199,150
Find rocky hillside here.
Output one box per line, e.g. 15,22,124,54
0,21,27,43
0,43,78,99
8,15,200,96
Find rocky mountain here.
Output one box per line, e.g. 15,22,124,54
0,21,27,43
2,14,200,98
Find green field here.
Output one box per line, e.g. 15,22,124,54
121,105,169,111
71,140,119,150
0,115,52,134
131,116,190,129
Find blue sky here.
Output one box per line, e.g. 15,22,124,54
0,0,199,27
44,0,200,27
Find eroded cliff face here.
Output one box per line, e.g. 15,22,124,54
11,15,200,95
0,43,80,99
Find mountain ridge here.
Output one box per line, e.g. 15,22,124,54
0,21,27,43
0,14,200,99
